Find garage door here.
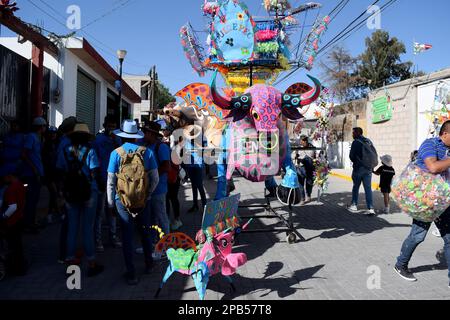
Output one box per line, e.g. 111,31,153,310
76,70,96,134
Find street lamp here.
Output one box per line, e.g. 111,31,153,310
116,49,127,124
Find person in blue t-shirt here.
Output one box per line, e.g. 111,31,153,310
0,120,25,177
183,133,207,213
92,115,122,252
107,120,159,285
394,120,450,287
22,117,46,233
55,116,78,263
143,122,170,237
56,123,104,277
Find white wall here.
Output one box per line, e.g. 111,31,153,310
0,37,133,132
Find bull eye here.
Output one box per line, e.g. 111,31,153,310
234,102,242,108
241,95,249,103
291,97,300,105
283,94,290,101
231,237,235,245
221,239,228,248
252,111,260,120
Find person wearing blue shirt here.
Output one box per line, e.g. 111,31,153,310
55,116,77,264
22,117,46,233
143,122,171,238
56,123,104,277
0,120,25,177
183,134,207,213
107,120,159,285
92,116,122,252
394,120,450,287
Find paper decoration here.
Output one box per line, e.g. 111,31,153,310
156,226,250,300
303,15,330,70
175,83,231,120
180,23,207,76
201,194,241,237
210,0,256,63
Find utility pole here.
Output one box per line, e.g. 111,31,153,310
148,65,158,121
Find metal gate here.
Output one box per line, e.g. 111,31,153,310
0,44,31,136
76,69,97,134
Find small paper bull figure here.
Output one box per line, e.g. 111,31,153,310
154,220,252,300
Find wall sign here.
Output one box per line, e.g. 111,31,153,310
372,95,392,124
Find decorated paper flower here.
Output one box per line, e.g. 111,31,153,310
237,12,244,20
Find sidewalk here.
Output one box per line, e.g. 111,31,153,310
0,175,449,300
331,168,380,190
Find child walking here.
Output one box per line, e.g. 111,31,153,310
373,155,396,214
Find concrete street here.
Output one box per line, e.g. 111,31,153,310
0,174,449,300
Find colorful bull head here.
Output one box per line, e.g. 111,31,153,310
210,71,322,130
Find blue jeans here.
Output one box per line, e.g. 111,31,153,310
185,166,207,207
150,193,170,235
351,167,373,209
116,200,153,274
23,176,42,226
94,192,118,242
396,207,450,279
66,190,98,261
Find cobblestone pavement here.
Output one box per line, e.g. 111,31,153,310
0,174,449,300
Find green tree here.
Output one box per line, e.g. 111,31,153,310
154,82,175,109
358,30,412,90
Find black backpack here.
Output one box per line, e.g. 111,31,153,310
63,147,92,203
357,138,379,169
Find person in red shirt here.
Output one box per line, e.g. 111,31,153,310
0,169,27,276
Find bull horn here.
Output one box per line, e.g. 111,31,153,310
210,70,232,109
300,75,322,106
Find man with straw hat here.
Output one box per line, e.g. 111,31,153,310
56,122,104,277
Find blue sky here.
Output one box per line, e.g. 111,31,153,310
2,0,449,93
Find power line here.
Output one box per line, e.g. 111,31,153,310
77,0,138,31
317,0,398,58
317,0,381,55
30,0,149,70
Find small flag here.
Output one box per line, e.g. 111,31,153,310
414,42,433,55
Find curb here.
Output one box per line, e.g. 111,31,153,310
330,171,380,190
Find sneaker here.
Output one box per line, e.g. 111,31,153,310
367,209,376,216
394,265,417,282
348,204,358,213
87,264,104,277
96,242,105,253
123,272,138,285
384,207,390,214
299,200,306,206
171,219,183,231
305,196,311,203
432,229,441,238
135,247,144,254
